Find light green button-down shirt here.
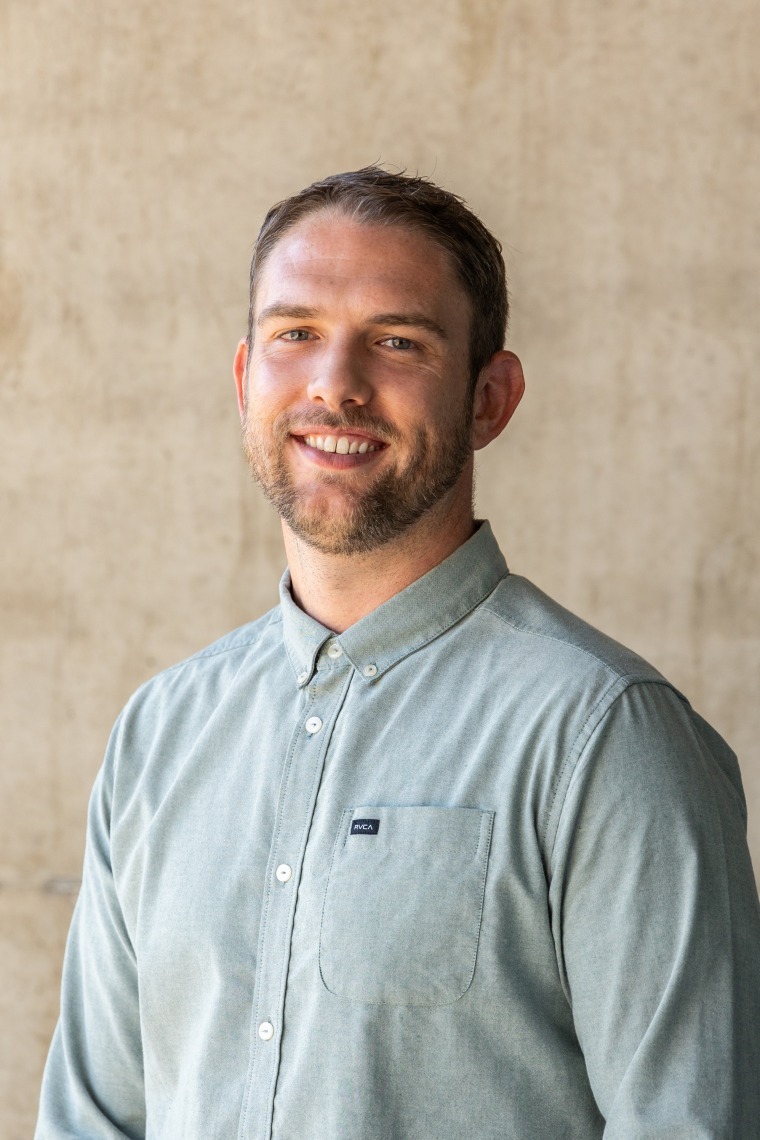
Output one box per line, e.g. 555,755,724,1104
37,523,760,1139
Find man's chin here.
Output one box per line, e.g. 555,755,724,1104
283,506,372,556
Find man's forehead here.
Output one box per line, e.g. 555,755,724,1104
255,212,465,312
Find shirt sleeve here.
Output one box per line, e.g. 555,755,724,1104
35,717,147,1140
550,680,760,1137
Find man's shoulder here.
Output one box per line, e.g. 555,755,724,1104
480,573,671,690
179,606,283,668
122,605,283,715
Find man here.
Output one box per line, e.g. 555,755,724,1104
37,167,760,1138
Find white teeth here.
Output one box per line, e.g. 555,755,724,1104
303,434,379,454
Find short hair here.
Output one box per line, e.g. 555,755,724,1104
246,166,508,391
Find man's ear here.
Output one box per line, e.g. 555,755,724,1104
233,339,249,422
471,350,525,451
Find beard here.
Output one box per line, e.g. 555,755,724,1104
242,403,473,556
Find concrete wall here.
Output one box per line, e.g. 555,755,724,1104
2,0,758,1131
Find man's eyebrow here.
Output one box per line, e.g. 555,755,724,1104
256,304,321,327
369,313,449,341
256,304,449,342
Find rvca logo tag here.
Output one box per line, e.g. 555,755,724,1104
351,818,380,836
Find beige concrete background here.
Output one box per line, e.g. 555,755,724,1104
2,0,758,1132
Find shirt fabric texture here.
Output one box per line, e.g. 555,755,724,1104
36,522,760,1139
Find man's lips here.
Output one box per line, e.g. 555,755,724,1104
290,430,387,468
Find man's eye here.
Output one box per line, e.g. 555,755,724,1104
279,329,311,342
384,336,414,350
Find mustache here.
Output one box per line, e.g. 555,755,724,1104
273,408,402,445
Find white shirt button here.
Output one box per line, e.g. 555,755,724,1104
363,663,378,677
305,716,323,734
326,642,343,659
275,864,292,883
258,1021,274,1041
297,671,309,685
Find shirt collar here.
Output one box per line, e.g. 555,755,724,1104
279,521,508,686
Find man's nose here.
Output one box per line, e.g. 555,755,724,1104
306,340,372,411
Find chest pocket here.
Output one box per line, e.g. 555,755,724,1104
319,805,494,1007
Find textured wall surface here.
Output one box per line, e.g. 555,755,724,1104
2,0,758,1132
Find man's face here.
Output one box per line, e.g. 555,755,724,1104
237,211,476,556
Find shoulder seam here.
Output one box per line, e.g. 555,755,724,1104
146,609,282,680
481,601,634,681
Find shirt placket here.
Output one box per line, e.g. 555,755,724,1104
238,645,352,1140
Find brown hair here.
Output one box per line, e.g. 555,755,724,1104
246,166,508,391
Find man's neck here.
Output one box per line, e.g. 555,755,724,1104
283,490,476,633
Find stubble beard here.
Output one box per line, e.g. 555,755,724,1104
242,405,474,556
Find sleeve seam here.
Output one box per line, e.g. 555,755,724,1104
541,676,681,864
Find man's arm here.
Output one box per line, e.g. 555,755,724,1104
36,718,146,1139
550,681,760,1137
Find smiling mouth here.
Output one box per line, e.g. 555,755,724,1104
303,433,382,455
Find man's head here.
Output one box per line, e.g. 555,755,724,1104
245,166,509,396
234,168,523,558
